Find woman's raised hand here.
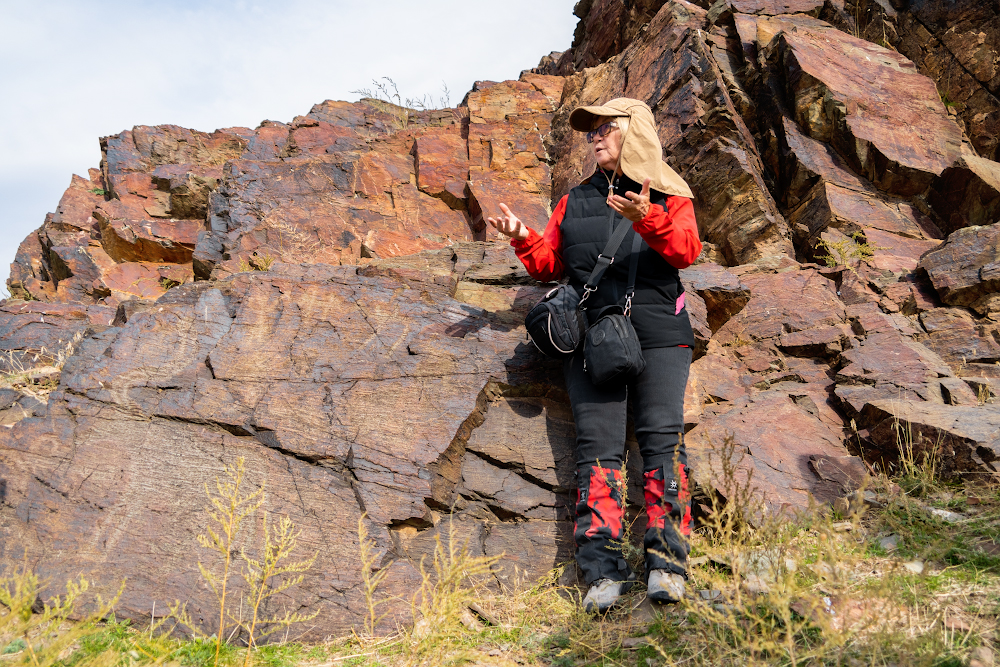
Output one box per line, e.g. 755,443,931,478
608,177,652,223
487,203,530,241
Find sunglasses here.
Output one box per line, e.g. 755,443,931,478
586,121,618,143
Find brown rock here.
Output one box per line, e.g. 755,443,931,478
863,0,1000,160
929,155,1000,234
790,182,941,263
679,263,750,332
864,400,1000,479
0,254,564,636
713,269,845,344
95,200,201,265
556,0,676,72
764,20,963,196
776,116,870,209
0,301,114,370
150,164,224,219
687,389,860,513
414,129,469,208
212,152,471,266
778,324,851,357
918,307,1000,369
919,224,1000,308
838,330,953,389
101,125,248,186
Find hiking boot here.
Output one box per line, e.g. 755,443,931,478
583,578,622,613
647,569,685,603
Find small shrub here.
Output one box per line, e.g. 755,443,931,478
196,456,264,665
239,513,318,664
0,560,124,667
815,231,884,273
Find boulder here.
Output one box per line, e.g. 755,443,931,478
864,400,1000,480
919,224,1000,308
929,156,1000,234
917,307,1000,369
687,389,864,514
0,253,566,637
849,0,1000,160
763,19,963,196
789,181,942,271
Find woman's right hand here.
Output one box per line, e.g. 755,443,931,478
487,203,530,241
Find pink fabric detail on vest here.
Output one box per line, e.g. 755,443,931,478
675,292,685,315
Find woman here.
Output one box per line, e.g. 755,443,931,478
487,98,701,613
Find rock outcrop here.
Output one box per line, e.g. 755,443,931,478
4,0,1000,639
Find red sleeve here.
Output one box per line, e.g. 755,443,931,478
632,196,702,269
510,194,567,282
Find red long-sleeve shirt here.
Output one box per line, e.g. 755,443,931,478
510,194,702,281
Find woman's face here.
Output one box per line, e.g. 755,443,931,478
591,116,622,171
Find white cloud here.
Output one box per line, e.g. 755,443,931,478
0,0,578,293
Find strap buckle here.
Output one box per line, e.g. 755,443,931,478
624,294,633,317
579,285,597,306
597,254,614,266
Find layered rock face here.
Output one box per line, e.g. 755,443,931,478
4,0,1000,638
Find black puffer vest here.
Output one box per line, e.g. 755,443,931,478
561,170,695,349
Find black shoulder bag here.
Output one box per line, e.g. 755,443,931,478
524,207,646,387
580,231,646,387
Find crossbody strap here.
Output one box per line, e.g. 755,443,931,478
580,207,633,306
624,232,643,317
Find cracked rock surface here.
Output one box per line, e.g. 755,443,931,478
5,0,1000,637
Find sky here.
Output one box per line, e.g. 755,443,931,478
0,0,579,293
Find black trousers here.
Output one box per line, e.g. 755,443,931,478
564,345,693,584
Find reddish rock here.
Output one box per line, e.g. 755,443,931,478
101,125,248,185
790,183,941,259
466,170,552,238
728,0,823,14
778,324,851,357
685,352,750,425
679,263,750,332
95,200,201,264
466,80,559,122
414,129,469,208
864,400,1000,480
919,224,1000,308
211,153,471,267
687,389,862,514
918,307,1000,369
713,269,845,344
555,0,674,72
150,164,224,219
848,0,1000,160
101,263,194,302
764,20,963,196
929,156,1000,234
835,330,953,410
0,255,564,636
776,117,869,209
463,395,576,491
0,301,114,371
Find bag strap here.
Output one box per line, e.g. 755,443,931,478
624,233,643,317
580,206,632,306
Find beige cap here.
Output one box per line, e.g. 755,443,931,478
569,97,693,199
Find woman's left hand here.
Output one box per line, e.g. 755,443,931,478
607,177,652,223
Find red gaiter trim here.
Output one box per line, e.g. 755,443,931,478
585,467,624,539
643,470,668,530
678,463,692,536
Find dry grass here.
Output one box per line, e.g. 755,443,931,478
4,436,997,667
